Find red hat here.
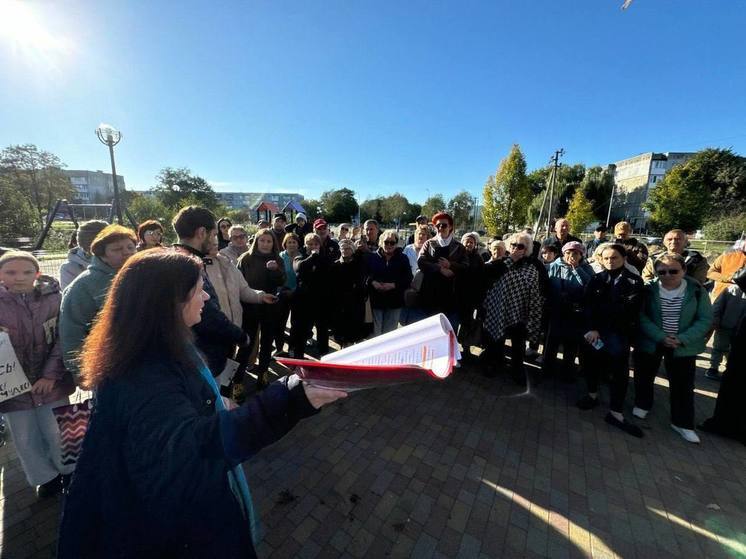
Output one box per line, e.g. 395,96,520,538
313,218,328,229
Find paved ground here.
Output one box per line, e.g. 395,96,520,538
1,353,745,558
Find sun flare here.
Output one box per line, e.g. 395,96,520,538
0,0,71,56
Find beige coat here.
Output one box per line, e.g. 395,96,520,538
205,253,265,327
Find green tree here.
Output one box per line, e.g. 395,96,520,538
128,192,171,224
318,188,358,223
447,191,475,229
152,167,220,210
0,174,38,242
360,198,383,222
302,198,322,221
483,144,532,234
645,164,710,233
380,193,409,225
579,165,615,222
422,195,447,220
702,212,746,241
566,189,596,234
0,144,76,228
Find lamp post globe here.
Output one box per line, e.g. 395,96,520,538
95,123,124,224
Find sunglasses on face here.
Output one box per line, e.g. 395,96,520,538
657,269,681,276
510,243,525,250
435,223,449,230
383,240,397,246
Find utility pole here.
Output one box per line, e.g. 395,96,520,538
545,148,564,234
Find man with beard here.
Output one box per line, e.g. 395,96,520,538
172,206,248,376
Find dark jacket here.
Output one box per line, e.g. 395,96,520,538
546,258,595,334
456,250,486,312
584,268,644,340
285,221,313,238
294,252,330,302
173,244,246,375
237,251,286,294
417,238,468,313
544,234,582,256
57,352,317,559
0,277,75,413
331,255,368,344
366,248,413,309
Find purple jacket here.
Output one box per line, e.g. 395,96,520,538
0,276,75,413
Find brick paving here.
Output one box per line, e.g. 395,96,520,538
1,354,745,558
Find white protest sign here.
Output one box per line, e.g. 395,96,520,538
0,332,32,403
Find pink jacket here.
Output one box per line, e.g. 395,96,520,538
0,276,75,413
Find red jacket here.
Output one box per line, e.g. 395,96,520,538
0,276,74,413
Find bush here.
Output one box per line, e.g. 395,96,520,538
702,213,746,241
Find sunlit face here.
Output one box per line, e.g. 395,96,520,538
555,219,570,238
256,233,274,254
273,218,286,231
540,248,557,263
382,236,398,254
101,239,137,270
230,231,248,249
218,221,231,239
601,248,624,271
200,228,218,255
434,220,452,237
143,228,162,247
664,232,686,254
306,238,320,252
284,237,299,253
339,226,350,240
464,236,477,251
415,229,429,246
365,224,378,240
563,249,582,267
315,225,329,240
509,239,527,261
340,243,354,259
0,259,38,293
656,261,685,288
182,277,209,327
490,243,505,260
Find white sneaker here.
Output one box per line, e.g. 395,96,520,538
671,424,700,444
632,407,648,419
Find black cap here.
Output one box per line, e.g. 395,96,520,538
595,225,608,232
416,215,428,222
273,213,287,221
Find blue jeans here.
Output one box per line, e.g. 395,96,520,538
373,308,401,336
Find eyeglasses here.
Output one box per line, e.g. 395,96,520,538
144,230,162,237
383,240,397,246
435,223,449,230
510,243,526,250
657,269,681,276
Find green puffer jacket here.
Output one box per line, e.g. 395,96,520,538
637,278,712,357
59,256,117,379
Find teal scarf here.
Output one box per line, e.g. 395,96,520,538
195,355,259,543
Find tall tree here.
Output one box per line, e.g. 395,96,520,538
301,198,322,221
447,191,475,230
152,167,220,210
319,188,359,223
483,144,532,234
0,174,39,241
580,165,615,222
380,193,410,225
645,148,746,233
421,194,447,220
360,198,383,222
0,144,76,228
566,189,596,234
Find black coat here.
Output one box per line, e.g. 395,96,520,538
584,268,643,339
58,352,317,558
366,248,413,309
416,239,469,313
331,256,368,343
174,244,246,376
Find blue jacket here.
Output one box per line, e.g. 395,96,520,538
547,258,594,331
57,351,318,558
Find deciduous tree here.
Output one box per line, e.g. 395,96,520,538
447,191,475,229
482,144,532,234
319,188,359,223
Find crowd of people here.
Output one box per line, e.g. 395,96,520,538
0,204,745,555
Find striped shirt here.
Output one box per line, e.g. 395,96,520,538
659,280,687,335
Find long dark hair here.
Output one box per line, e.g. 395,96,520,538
80,250,202,389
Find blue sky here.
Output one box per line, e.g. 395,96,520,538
1,0,744,203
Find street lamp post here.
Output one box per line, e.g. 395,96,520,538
96,123,123,224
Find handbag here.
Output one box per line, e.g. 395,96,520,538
53,394,93,467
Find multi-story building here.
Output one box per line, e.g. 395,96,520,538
63,170,126,204
610,152,694,230
215,191,304,211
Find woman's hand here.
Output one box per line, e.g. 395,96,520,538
438,258,451,269
31,378,56,396
303,384,348,409
662,335,681,348
584,330,600,344
261,293,279,304
266,260,279,271
440,268,455,278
